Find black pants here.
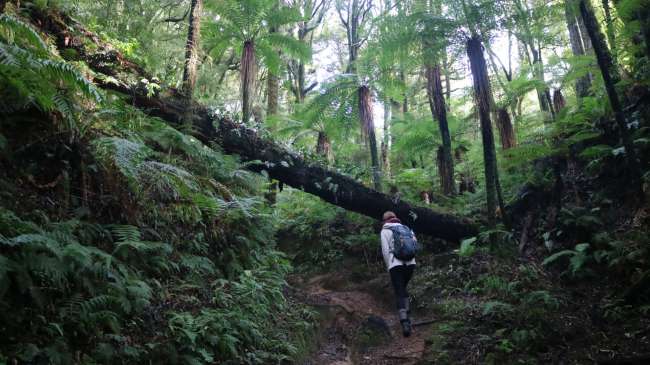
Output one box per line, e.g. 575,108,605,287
389,264,415,310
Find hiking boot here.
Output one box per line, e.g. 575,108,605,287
398,309,412,337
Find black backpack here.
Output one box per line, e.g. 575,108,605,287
388,224,419,261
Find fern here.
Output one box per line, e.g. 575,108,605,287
0,14,48,56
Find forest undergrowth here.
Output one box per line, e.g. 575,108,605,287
0,9,316,364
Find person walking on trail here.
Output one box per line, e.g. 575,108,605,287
381,211,418,337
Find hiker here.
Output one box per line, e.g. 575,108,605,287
381,211,417,337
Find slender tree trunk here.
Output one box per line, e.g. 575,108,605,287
579,0,642,190
601,0,617,61
496,108,516,149
181,0,203,128
425,64,455,196
443,53,452,109
553,89,566,112
577,6,594,53
467,35,506,227
400,69,408,113
565,0,592,98
381,100,392,178
267,71,279,116
531,47,552,115
358,86,382,191
241,41,257,124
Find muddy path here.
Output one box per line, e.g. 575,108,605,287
291,270,436,365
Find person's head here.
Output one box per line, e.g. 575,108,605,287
382,211,397,221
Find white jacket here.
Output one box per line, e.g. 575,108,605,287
381,222,416,271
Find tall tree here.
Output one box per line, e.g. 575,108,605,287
205,0,310,124
359,85,382,191
288,0,329,103
336,0,372,74
579,0,642,190
425,64,456,195
564,0,592,98
266,1,280,118
337,0,382,189
467,35,507,227
181,0,203,128
510,0,555,118
420,0,456,196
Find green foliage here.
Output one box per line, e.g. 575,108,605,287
0,11,314,363
165,251,315,364
458,237,478,257
204,0,310,74
543,243,592,277
0,211,154,363
274,189,377,272
0,14,101,125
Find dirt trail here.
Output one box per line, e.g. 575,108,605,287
294,271,434,365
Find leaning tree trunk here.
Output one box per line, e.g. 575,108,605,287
425,64,455,196
579,0,642,190
467,35,507,228
181,0,203,128
496,108,516,149
27,7,478,241
565,0,592,98
358,86,382,192
241,41,257,124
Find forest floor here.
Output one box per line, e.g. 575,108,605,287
291,268,432,365
290,247,650,365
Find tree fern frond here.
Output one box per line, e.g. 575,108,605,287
262,33,311,62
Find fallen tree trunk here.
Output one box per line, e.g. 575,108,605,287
28,8,477,241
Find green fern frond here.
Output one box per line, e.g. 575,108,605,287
0,14,49,56
110,225,142,243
